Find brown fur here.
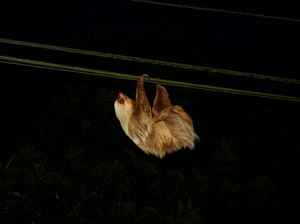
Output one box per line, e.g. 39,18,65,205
114,74,199,158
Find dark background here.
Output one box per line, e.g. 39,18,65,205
0,0,300,223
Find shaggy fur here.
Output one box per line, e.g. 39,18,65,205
114,75,199,158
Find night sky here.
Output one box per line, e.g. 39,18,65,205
1,0,300,223
1,0,300,96
1,0,300,77
1,0,300,120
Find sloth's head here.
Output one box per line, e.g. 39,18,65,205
114,92,135,134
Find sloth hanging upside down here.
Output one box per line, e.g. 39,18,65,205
114,74,199,159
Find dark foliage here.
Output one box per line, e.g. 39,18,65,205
0,81,281,224
1,4,299,224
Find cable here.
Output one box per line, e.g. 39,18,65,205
125,0,300,23
0,38,299,85
1,55,299,102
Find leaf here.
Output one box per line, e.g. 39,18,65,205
145,206,158,214
256,174,267,187
6,167,21,176
248,174,267,190
79,183,86,197
183,213,205,224
177,171,184,181
7,178,24,186
73,160,89,173
54,173,62,183
19,147,27,157
123,177,132,191
219,165,237,175
227,201,235,213
177,199,183,216
222,153,240,164
232,183,241,192
111,160,123,173
163,215,176,223
6,198,23,209
221,138,227,150
122,202,136,209
114,184,130,196
59,180,75,193
33,162,44,178
212,148,220,162
73,150,85,161
256,191,272,203
24,169,35,186
144,164,158,175
1,178,24,191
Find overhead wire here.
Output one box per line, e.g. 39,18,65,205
1,1,299,102
0,38,299,85
125,0,300,23
1,55,300,102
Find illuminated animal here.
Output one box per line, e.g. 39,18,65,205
114,75,199,158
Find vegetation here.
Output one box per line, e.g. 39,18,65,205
1,12,299,224
1,81,291,224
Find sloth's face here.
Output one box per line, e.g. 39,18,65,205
114,92,134,135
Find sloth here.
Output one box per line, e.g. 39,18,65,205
114,74,199,158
